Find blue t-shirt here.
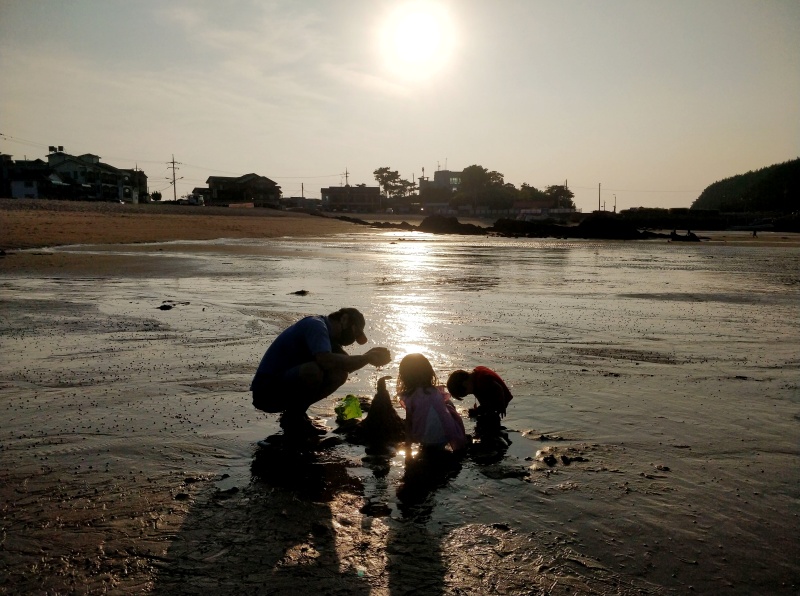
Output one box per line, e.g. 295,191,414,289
251,315,333,391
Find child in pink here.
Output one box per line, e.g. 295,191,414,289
397,353,468,453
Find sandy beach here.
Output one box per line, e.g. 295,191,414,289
4,198,798,254
1,200,798,595
0,199,359,247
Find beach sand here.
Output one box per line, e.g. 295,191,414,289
0,198,360,248
1,200,798,594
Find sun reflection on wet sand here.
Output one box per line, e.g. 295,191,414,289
386,297,432,356
380,238,449,365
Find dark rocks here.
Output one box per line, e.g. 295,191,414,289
344,215,487,235
158,300,190,310
492,213,665,241
417,215,486,235
346,212,677,241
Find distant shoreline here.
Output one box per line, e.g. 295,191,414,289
1,198,798,253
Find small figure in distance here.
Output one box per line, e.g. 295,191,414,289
397,353,468,455
250,307,391,438
447,366,513,445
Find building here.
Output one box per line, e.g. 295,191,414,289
320,185,381,212
280,196,322,211
2,156,57,199
418,169,462,194
47,151,147,202
0,150,146,202
205,174,281,207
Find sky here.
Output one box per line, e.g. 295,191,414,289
1,0,798,212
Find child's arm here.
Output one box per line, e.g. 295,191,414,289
402,398,414,456
479,379,510,417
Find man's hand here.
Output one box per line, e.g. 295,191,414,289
365,346,391,367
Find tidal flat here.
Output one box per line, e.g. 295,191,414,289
1,231,798,594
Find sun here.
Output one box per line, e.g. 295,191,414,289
380,3,455,81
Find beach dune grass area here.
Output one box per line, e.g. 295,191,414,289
1,199,798,594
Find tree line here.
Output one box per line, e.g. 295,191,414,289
373,164,576,211
691,158,799,213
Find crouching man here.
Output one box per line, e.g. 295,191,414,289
251,307,391,437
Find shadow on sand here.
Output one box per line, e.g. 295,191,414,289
150,433,456,595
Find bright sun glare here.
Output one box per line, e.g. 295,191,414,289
380,2,455,81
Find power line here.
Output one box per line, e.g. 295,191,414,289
167,155,182,202
567,184,701,193
0,132,50,150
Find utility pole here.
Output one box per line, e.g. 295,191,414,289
598,183,601,212
168,154,182,202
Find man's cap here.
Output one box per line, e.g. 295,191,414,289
336,307,368,344
350,308,368,344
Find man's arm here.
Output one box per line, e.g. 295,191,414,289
315,347,391,374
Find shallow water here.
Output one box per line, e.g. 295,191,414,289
1,231,799,594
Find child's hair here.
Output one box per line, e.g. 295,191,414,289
397,353,438,396
446,370,470,398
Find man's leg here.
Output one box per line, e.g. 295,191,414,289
280,363,348,435
288,362,347,411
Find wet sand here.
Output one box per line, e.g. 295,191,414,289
1,202,799,594
0,285,667,595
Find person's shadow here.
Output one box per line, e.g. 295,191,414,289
380,448,461,596
151,379,470,596
151,434,373,595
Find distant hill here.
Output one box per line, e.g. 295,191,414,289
691,158,799,213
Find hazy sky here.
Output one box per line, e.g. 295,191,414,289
1,0,798,211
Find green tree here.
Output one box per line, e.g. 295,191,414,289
373,167,401,197
455,165,507,210
488,170,505,186
460,165,505,193
691,158,799,213
519,183,546,202
544,185,576,209
397,179,416,197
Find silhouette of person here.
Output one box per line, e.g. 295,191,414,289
251,308,391,437
447,366,513,444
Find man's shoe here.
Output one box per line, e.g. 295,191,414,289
280,412,327,436
302,413,328,435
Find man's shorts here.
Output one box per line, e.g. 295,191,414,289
251,366,303,413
